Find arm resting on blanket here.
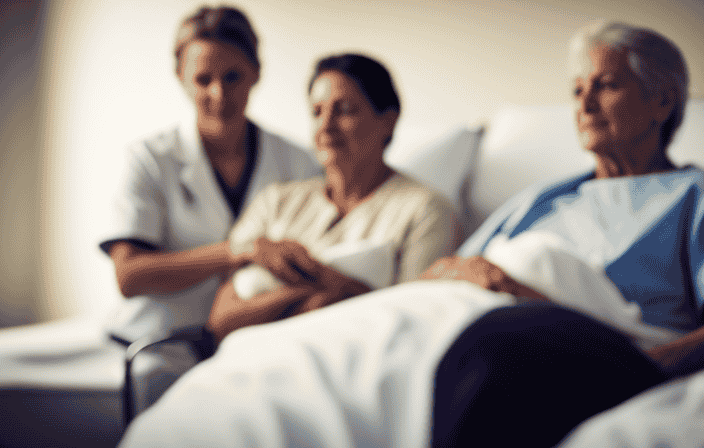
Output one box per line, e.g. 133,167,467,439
421,255,549,301
646,325,704,371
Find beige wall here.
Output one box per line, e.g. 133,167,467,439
2,0,702,324
0,0,45,326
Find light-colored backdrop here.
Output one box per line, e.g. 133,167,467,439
2,0,703,326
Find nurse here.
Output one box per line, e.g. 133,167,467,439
99,6,320,344
0,7,318,444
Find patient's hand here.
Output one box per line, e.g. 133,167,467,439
207,257,371,343
646,326,704,372
291,263,373,314
421,256,548,300
248,237,319,285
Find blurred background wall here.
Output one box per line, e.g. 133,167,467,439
1,0,703,327
0,0,46,326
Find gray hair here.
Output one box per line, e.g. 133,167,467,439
569,22,689,151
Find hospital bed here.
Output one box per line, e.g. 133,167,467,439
0,98,702,447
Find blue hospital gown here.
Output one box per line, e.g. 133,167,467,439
458,166,704,333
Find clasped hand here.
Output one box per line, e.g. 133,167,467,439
208,237,371,343
247,237,320,285
246,237,371,312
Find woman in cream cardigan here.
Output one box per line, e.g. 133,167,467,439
203,53,461,348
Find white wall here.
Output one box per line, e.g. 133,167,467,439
22,0,704,322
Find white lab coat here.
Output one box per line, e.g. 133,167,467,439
100,119,321,342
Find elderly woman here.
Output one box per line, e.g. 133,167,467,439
119,22,698,448
201,53,462,348
99,6,321,345
429,21,701,447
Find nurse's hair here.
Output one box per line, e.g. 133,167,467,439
568,21,689,151
308,53,401,116
174,5,260,75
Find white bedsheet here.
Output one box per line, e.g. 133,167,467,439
119,281,514,448
559,369,704,448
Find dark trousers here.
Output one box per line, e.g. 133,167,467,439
431,303,670,448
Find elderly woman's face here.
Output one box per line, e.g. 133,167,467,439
310,70,396,168
179,39,259,137
574,45,665,156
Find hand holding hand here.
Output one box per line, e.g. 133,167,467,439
248,237,319,285
290,263,372,314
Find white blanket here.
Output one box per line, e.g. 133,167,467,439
484,231,679,349
559,369,704,448
120,232,678,447
119,281,514,448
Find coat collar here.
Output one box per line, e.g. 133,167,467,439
173,114,203,165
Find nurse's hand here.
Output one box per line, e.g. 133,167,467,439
248,237,320,285
110,240,251,298
421,256,548,301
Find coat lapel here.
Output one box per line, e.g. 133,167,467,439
175,121,233,239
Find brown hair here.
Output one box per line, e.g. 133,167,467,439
174,5,259,75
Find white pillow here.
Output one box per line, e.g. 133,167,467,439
668,98,704,168
468,105,594,223
384,125,484,211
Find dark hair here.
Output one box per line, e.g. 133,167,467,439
175,6,259,75
308,53,401,116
